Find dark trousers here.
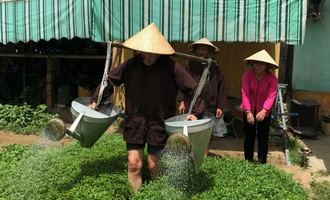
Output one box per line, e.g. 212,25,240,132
243,113,271,164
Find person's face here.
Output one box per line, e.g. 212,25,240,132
251,61,269,74
195,45,210,58
141,52,160,66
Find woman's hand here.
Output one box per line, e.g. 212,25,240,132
89,102,96,109
178,101,185,114
256,109,267,122
215,108,223,118
246,112,255,125
186,114,197,121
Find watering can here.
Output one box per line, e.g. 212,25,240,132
43,42,121,147
44,97,121,148
164,113,214,168
44,42,121,147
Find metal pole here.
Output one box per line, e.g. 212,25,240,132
277,84,291,166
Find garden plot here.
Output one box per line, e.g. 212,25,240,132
0,133,308,200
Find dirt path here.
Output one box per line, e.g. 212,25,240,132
0,131,73,147
0,131,40,146
302,134,330,171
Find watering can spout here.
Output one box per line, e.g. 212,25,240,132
65,129,83,142
68,97,121,148
65,111,85,143
42,97,121,148
42,116,84,144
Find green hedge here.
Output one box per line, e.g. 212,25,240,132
0,134,308,200
0,104,56,134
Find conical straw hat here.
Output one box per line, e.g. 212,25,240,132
244,49,279,68
122,23,175,55
189,37,219,52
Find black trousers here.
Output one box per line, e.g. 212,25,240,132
243,113,271,164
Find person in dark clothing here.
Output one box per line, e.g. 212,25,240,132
178,38,227,137
240,50,278,164
90,23,201,193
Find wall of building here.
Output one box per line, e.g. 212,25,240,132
293,0,330,92
292,0,330,118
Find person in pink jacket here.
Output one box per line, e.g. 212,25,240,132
240,49,278,164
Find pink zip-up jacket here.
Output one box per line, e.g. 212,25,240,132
240,68,278,116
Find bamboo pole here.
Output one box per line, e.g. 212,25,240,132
111,42,216,64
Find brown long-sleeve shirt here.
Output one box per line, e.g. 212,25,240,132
92,54,203,145
178,59,227,113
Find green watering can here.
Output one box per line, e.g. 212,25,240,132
44,97,121,148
